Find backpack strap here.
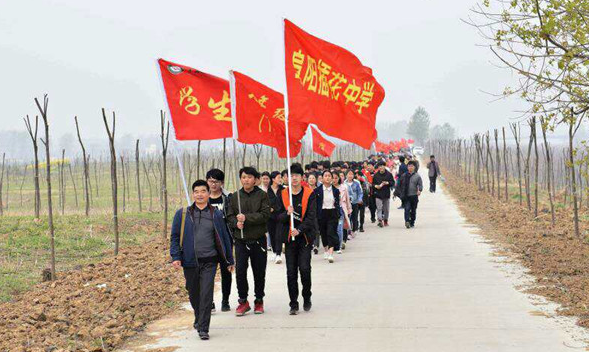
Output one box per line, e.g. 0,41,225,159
179,207,187,249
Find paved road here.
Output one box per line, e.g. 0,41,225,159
121,167,587,352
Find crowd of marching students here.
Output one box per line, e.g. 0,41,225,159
169,153,441,340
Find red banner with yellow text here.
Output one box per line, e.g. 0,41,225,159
230,70,306,158
311,126,335,157
284,19,384,149
158,58,232,140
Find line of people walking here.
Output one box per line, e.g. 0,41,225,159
169,153,437,340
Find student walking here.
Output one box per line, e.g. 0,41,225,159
396,156,408,209
333,172,351,252
314,170,340,263
205,168,232,313
426,155,441,193
355,170,369,232
267,171,284,264
397,161,423,228
372,161,395,227
345,169,363,238
226,167,271,316
170,180,235,340
275,164,317,315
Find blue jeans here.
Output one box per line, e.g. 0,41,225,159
337,208,344,249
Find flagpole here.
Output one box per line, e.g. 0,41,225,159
155,58,191,205
282,19,295,237
229,70,245,239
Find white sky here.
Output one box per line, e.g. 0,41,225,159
0,0,524,140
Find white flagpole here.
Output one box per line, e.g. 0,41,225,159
155,58,191,206
282,19,295,237
229,70,245,239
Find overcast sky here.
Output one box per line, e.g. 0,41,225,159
0,0,524,141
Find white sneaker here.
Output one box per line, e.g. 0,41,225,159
324,252,329,260
275,255,282,264
328,254,334,263
336,250,342,254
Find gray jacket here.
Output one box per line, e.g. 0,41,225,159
407,172,423,196
427,161,441,178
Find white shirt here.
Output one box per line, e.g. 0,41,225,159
322,185,335,209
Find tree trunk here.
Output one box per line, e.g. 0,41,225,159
136,139,142,212
161,111,170,239
102,108,119,255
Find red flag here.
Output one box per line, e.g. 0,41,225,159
158,58,232,140
284,19,385,149
311,126,335,157
230,70,306,158
374,140,388,153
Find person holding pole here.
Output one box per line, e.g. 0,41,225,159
226,167,271,316
275,163,317,315
170,180,235,340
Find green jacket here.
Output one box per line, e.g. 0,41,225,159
226,186,271,241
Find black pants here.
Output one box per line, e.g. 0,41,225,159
220,261,232,303
319,209,339,249
358,203,365,228
268,219,282,255
350,204,359,232
368,194,377,221
235,238,267,302
285,237,312,308
183,261,217,333
429,176,437,192
404,195,419,225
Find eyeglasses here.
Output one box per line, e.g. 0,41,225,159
207,179,221,185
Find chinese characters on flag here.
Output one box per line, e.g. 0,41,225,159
230,70,307,158
311,126,335,157
158,58,232,140
284,19,385,149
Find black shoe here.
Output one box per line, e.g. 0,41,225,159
313,247,318,255
221,301,230,312
377,221,384,228
211,302,216,313
289,306,299,315
371,219,376,223
405,221,411,229
303,300,312,312
359,227,364,233
193,318,199,332
410,223,415,228
199,331,209,340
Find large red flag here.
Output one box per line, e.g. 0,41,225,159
158,58,232,140
284,19,385,149
311,126,335,157
229,70,306,158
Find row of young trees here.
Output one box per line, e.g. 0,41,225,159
0,97,370,279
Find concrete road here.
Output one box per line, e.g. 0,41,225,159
120,167,587,352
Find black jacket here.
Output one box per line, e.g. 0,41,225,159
275,187,317,245
372,170,395,199
226,186,271,241
267,185,284,221
313,185,341,219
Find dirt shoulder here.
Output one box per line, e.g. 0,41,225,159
0,238,185,352
442,172,589,328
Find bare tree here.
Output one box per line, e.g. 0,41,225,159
74,116,90,216
35,94,56,280
24,115,41,218
0,153,5,216
539,116,555,224
102,108,119,255
161,111,170,239
135,139,142,212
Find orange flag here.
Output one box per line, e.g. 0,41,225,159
311,126,335,157
229,70,306,158
284,19,385,149
158,58,232,140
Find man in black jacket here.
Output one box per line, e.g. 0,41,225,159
226,167,271,316
206,168,232,313
372,161,395,227
275,163,317,315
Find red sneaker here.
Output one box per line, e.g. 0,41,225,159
254,301,264,314
235,301,251,316
384,220,389,227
